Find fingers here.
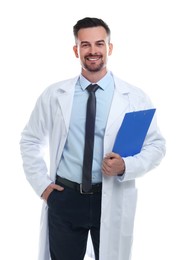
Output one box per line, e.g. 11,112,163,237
50,183,64,191
41,183,64,201
102,154,114,175
102,152,125,176
104,152,120,160
102,160,111,175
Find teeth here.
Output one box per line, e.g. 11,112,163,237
87,57,100,61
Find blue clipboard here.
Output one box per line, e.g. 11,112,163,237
112,108,156,157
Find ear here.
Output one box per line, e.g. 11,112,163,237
73,45,79,58
108,43,113,56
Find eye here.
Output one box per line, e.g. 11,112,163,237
96,41,105,47
81,43,90,48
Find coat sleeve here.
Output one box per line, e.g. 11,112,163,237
116,83,166,182
20,89,53,196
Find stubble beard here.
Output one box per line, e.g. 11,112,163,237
84,61,105,72
82,55,105,73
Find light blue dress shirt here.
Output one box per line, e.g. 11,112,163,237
57,71,114,184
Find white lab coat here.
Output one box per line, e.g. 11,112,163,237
20,73,166,260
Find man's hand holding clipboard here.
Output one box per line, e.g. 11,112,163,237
102,109,156,177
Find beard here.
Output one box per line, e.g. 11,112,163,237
84,61,104,72
82,54,105,72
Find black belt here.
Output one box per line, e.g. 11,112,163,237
56,175,102,194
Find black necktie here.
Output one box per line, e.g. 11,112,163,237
82,84,99,193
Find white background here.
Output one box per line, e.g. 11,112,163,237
0,0,188,259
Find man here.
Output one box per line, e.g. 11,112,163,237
20,17,166,260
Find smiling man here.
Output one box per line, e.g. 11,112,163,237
20,17,166,260
73,25,113,76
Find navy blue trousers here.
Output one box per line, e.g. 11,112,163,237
47,181,101,260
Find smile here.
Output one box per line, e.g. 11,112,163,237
86,56,102,61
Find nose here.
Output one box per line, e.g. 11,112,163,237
89,44,98,55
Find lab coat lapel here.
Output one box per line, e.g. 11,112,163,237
57,77,78,131
105,79,130,139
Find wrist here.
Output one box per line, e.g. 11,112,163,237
41,185,54,201
117,172,124,176
118,159,125,176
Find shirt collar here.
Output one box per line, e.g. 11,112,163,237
78,71,113,91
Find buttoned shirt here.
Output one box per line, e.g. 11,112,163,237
57,71,114,183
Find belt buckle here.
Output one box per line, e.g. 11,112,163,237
80,184,93,194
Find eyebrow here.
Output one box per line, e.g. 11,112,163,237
80,40,105,44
